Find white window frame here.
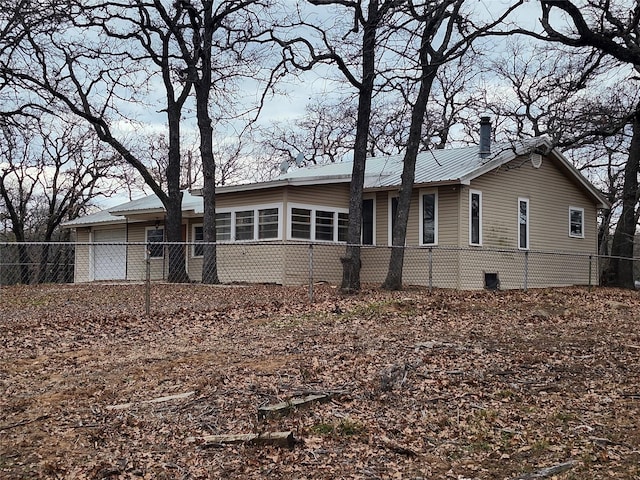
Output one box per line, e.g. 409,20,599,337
215,212,232,242
517,198,529,250
145,226,165,259
469,189,483,246
419,189,438,246
192,224,204,257
287,203,349,242
257,207,280,240
387,194,399,246
569,206,584,238
212,203,283,243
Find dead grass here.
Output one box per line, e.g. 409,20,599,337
1,284,639,479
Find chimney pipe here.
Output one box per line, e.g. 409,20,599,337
479,116,491,158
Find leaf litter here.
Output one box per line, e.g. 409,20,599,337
0,284,639,479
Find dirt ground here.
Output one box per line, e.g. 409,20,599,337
1,283,639,479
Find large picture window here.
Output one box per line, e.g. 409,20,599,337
420,191,437,245
146,227,164,258
569,206,584,238
518,198,529,250
469,190,482,246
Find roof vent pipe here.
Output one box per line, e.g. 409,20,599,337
479,116,491,158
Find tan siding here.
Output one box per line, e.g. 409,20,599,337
468,155,599,253
375,191,388,246
286,184,350,208
406,190,420,245
218,244,285,284
216,188,285,209
434,186,459,246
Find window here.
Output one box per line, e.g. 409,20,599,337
338,213,349,243
235,210,254,240
315,210,334,241
518,198,529,250
420,191,437,245
569,207,584,238
388,196,399,246
216,212,231,241
146,227,164,258
291,208,311,239
469,190,482,246
362,198,374,245
193,225,204,257
288,204,349,242
258,208,279,239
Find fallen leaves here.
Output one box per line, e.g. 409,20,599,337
0,284,639,479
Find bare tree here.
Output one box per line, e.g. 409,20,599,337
513,0,640,288
0,1,201,281
0,116,121,283
382,0,524,290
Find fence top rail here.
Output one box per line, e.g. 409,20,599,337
0,241,638,262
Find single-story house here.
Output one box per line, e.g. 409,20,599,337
64,132,608,289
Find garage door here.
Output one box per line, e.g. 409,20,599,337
93,228,127,281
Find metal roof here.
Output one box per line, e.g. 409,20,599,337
109,190,203,215
278,139,547,188
62,209,126,227
64,137,607,229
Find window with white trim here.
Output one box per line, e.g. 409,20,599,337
569,206,584,238
420,190,437,245
258,208,279,239
469,190,482,246
215,212,231,241
235,210,254,241
193,224,204,257
338,212,349,242
213,204,283,243
362,198,374,245
291,208,311,239
388,195,399,246
315,210,334,241
518,198,529,250
146,227,164,258
288,204,349,242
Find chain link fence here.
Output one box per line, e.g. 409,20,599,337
1,241,638,295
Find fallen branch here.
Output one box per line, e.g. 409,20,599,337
187,431,295,449
0,415,50,431
511,460,578,479
258,394,330,419
106,391,195,411
380,437,419,457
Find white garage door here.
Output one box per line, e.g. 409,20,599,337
93,229,127,281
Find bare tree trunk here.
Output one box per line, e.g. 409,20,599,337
604,107,640,288
166,105,189,283
341,0,379,292
194,1,219,285
383,66,437,290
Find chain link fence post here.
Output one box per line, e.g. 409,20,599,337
308,243,314,303
523,250,529,291
428,247,433,292
145,246,151,315
588,255,593,291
